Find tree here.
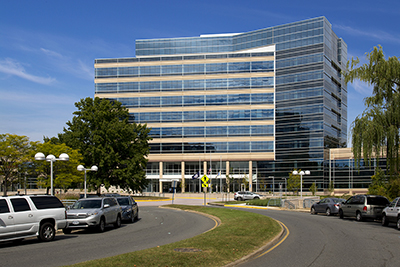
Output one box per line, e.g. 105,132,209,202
287,170,302,195
310,182,317,196
59,97,151,193
345,45,400,176
0,134,38,196
33,142,83,194
368,167,388,197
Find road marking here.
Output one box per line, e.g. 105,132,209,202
255,219,289,259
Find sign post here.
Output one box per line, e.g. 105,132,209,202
201,175,209,205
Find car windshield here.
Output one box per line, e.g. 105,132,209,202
117,198,130,206
71,199,102,209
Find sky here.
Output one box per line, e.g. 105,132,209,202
1,0,399,145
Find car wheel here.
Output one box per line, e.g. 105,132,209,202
381,214,389,226
238,197,243,201
311,207,316,215
326,208,331,216
339,209,344,219
356,211,363,221
134,210,139,222
397,217,400,230
38,222,55,242
63,228,72,234
254,197,260,200
114,215,122,228
97,217,106,233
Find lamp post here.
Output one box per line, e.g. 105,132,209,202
34,153,69,195
283,177,287,196
77,165,98,198
292,170,310,199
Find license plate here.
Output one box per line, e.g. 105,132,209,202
72,221,79,225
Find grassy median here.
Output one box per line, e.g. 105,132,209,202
71,205,281,267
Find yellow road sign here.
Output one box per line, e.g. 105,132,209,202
201,175,209,187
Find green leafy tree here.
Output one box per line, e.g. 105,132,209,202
0,134,38,196
368,167,388,197
288,170,301,196
59,97,151,194
33,142,83,194
345,45,400,176
310,182,317,196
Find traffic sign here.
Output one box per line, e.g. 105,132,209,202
201,175,209,187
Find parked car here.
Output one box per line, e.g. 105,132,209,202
381,197,400,229
64,197,122,233
116,196,139,223
234,191,261,201
0,195,67,242
310,197,345,216
339,194,389,221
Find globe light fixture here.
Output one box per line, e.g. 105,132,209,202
34,152,69,195
292,170,310,199
77,165,98,198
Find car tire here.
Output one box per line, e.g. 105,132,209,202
382,214,389,226
339,209,344,219
114,215,121,228
326,208,331,216
130,212,135,223
134,210,139,222
356,211,363,222
38,222,55,242
254,197,260,200
238,197,243,201
311,207,316,215
397,217,400,230
97,217,106,233
63,228,72,234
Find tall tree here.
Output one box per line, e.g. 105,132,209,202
345,46,400,176
33,142,83,194
0,134,38,196
287,170,301,196
59,97,151,193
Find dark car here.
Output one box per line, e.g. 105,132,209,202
339,194,389,221
311,197,345,216
116,196,139,223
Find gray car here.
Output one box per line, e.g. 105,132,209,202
381,197,400,229
116,196,139,223
64,197,122,233
311,197,345,216
339,194,389,221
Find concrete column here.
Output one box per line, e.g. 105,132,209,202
226,161,230,192
249,161,253,192
181,161,185,193
159,161,163,193
203,161,207,176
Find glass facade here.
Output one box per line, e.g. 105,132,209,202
95,16,349,192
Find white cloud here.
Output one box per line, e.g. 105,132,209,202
0,58,56,85
335,24,400,44
350,80,373,96
40,48,63,58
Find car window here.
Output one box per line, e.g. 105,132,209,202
72,199,102,209
396,198,400,207
389,199,397,207
110,198,118,206
117,198,130,206
346,197,355,204
0,199,10,214
10,198,31,212
367,197,389,205
30,196,64,209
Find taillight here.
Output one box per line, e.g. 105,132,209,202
363,206,367,212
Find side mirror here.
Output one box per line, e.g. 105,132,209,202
104,204,110,208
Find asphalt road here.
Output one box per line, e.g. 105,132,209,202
233,208,400,267
0,206,216,267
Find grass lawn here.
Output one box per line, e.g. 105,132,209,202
70,205,281,267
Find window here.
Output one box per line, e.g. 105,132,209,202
11,198,31,212
30,196,64,209
0,199,10,214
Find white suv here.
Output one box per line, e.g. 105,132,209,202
0,195,67,242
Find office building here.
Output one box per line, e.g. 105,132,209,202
94,16,347,193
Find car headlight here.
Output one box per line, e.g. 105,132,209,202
87,211,99,216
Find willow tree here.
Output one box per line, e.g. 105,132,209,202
345,46,400,191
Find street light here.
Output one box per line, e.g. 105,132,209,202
34,152,69,195
77,165,98,198
292,170,310,199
